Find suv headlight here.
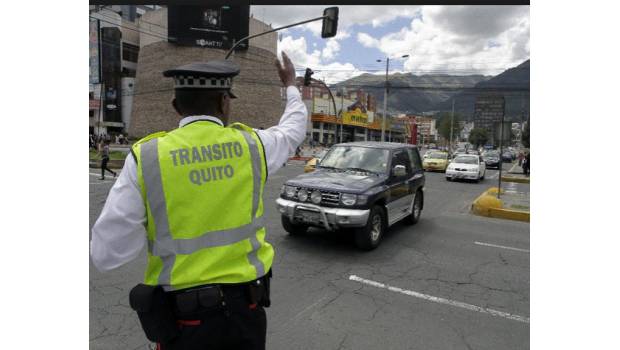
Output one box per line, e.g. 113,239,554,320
310,190,322,204
285,185,297,198
298,188,308,202
341,193,357,206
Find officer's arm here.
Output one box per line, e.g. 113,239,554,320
255,52,308,175
90,154,147,272
255,86,308,175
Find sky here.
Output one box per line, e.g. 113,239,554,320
249,5,530,84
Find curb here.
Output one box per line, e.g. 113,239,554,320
501,176,530,184
471,187,530,222
289,156,312,161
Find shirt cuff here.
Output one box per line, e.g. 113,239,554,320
286,85,301,99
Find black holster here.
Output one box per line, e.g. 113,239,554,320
248,269,272,308
129,284,180,343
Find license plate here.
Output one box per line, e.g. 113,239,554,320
296,209,321,223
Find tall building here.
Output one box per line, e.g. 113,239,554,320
127,7,282,138
89,5,159,136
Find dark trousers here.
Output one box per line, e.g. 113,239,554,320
101,157,115,177
159,293,267,350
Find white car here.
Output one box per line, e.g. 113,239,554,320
446,154,486,182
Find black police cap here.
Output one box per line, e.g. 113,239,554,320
163,60,240,98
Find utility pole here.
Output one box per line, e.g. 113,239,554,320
340,86,344,143
449,98,455,157
381,57,390,142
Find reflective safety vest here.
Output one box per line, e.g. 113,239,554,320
131,120,273,291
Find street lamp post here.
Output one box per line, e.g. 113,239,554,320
377,54,409,142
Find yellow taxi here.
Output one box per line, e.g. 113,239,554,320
422,151,450,172
304,149,329,173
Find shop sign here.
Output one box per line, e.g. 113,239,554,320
342,108,368,127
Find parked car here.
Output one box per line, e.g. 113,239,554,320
422,151,449,172
482,151,501,169
446,154,486,182
304,149,329,173
276,142,425,250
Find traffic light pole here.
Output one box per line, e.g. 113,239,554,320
381,57,390,142
225,15,327,59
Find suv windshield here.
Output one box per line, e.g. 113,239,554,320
319,146,389,174
453,156,478,164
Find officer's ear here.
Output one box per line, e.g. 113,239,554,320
172,98,181,115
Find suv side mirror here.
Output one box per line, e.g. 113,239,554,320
392,164,406,177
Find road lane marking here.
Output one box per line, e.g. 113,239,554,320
349,275,529,324
474,241,529,253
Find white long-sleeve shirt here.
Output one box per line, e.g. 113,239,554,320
90,86,307,272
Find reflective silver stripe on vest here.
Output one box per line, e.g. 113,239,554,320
140,139,176,285
237,130,266,278
141,130,266,288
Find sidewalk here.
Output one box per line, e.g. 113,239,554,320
502,163,530,184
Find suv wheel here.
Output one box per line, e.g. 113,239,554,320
404,190,423,225
281,215,308,236
355,205,386,250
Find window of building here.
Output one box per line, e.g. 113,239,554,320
122,42,139,63
90,110,94,117
312,122,320,130
122,67,137,78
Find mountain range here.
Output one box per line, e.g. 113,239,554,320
332,59,530,122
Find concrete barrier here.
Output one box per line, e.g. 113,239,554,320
471,187,530,222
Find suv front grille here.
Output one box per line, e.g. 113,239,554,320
320,190,340,205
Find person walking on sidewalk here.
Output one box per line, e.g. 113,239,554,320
99,139,116,180
522,152,530,176
90,52,307,350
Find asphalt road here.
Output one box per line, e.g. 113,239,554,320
89,160,529,350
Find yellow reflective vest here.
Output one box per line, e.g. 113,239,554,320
131,120,273,291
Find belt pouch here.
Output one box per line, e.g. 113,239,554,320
129,284,180,343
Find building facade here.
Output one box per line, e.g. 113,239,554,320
89,6,158,137
89,6,283,139
127,7,283,138
296,79,407,145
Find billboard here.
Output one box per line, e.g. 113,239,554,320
89,18,100,84
168,5,250,49
342,108,368,127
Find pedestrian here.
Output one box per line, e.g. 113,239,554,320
90,52,306,350
518,151,524,166
99,139,117,180
522,152,530,176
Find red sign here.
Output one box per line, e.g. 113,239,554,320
89,99,100,110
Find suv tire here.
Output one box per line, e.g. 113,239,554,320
404,190,423,225
354,205,386,250
281,215,308,236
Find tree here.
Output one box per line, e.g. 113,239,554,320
468,128,489,148
521,119,530,148
436,112,463,145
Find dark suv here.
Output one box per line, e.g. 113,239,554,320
276,142,425,250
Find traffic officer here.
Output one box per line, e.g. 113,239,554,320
90,51,307,350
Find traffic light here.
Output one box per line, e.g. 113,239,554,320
304,68,314,86
321,7,339,38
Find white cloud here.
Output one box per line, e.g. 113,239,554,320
277,35,368,84
355,6,530,75
321,40,340,60
263,5,530,81
357,33,379,48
